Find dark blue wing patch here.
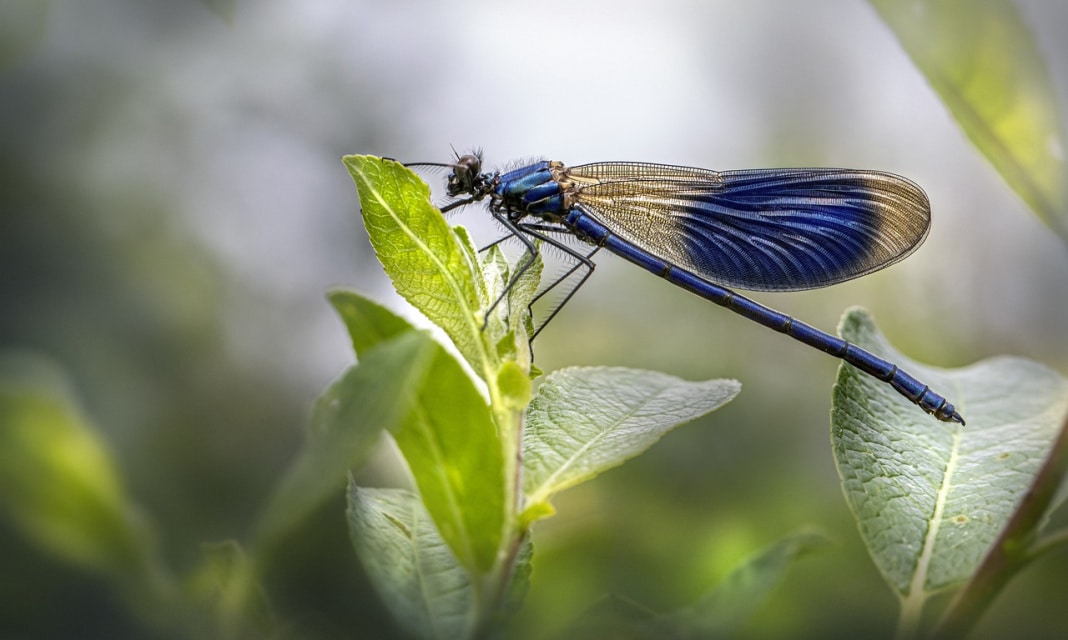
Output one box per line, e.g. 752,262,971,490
567,163,930,291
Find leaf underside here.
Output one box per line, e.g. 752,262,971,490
832,308,1068,596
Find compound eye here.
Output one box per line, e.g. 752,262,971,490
455,154,481,178
448,154,483,196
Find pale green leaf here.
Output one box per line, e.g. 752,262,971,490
480,244,538,407
481,245,511,306
521,367,740,519
254,330,434,549
480,244,542,374
663,531,831,636
185,541,274,635
502,535,534,618
454,225,482,283
506,246,542,364
565,532,829,639
328,288,417,359
563,595,657,640
347,484,475,640
832,308,1068,599
481,245,516,362
344,155,495,379
871,0,1068,236
933,414,1068,638
0,352,156,580
497,361,532,412
499,243,543,344
388,333,505,573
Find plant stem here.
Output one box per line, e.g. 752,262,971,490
894,589,925,640
467,400,526,639
932,411,1068,639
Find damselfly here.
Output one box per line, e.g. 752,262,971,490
408,153,963,424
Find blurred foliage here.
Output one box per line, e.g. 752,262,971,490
0,1,49,69
0,354,165,592
1,1,1067,639
0,6,367,636
199,0,236,24
871,0,1068,242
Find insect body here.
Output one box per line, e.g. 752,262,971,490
411,153,963,425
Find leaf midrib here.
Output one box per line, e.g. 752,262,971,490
907,425,964,600
353,161,496,386
526,384,671,504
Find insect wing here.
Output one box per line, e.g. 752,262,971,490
567,163,930,291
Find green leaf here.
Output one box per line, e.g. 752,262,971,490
328,288,417,359
454,225,482,281
254,330,434,549
502,535,534,618
497,361,532,411
563,595,658,640
933,412,1068,638
199,0,236,24
388,332,505,574
344,155,495,379
481,535,536,637
564,532,829,639
521,367,740,521
481,246,518,362
347,484,475,640
663,531,832,636
0,352,157,580
871,0,1068,237
185,541,274,637
505,247,542,368
480,244,542,376
831,308,1068,603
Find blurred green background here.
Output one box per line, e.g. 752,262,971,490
2,1,1067,638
